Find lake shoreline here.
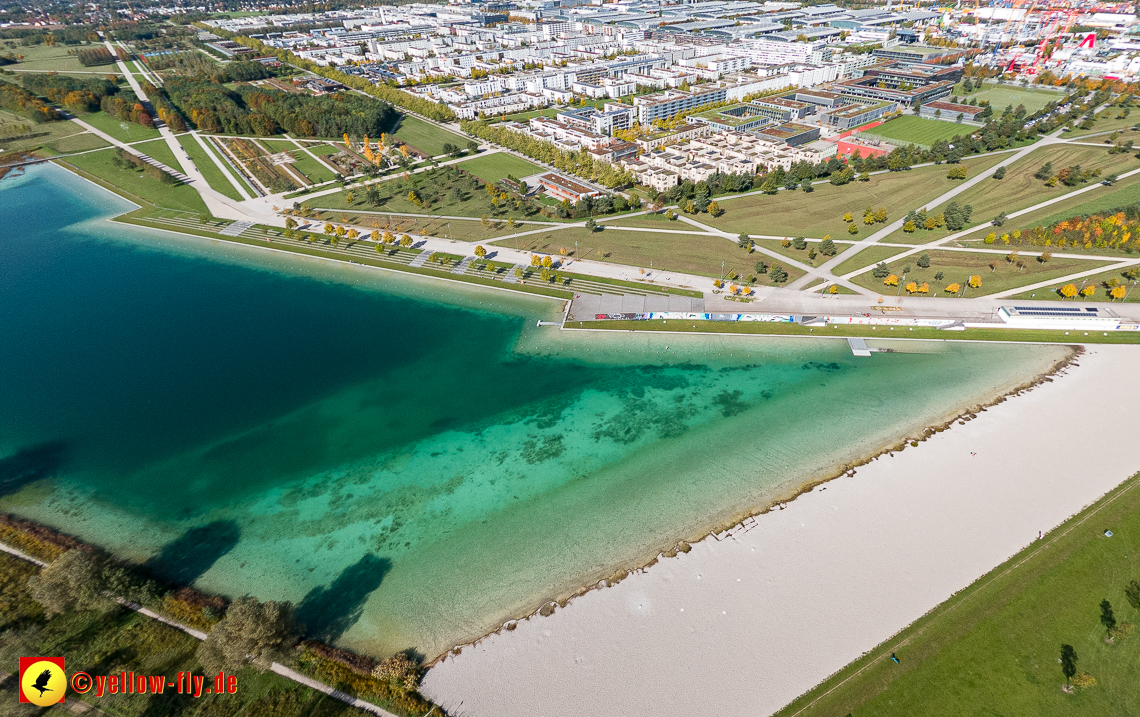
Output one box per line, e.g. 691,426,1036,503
421,344,1140,717
423,342,1081,666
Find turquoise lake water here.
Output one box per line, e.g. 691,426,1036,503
0,165,1068,658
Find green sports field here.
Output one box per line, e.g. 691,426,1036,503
861,116,976,147
391,114,467,156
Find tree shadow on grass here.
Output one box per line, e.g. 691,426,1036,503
144,520,241,586
296,554,391,643
0,440,69,497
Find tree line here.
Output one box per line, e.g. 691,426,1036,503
20,73,120,113
461,119,634,189
0,79,60,122
198,26,458,123
161,78,399,138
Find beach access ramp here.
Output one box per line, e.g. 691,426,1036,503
847,337,872,357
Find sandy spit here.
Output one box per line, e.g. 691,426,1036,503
421,344,1140,717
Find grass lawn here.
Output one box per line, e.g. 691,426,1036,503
959,82,1065,114
289,150,337,184
7,43,94,73
752,237,834,267
862,116,978,147
834,244,914,276
881,144,1137,245
309,210,524,243
392,114,467,156
78,109,163,143
43,130,110,154
952,173,1140,254
1065,112,1138,139
501,107,561,123
704,153,1007,240
177,133,243,200
133,137,186,174
1007,264,1140,302
59,149,207,213
310,166,563,222
774,472,1140,717
600,212,677,229
850,248,1113,296
493,226,804,285
308,142,342,156
454,152,544,183
0,110,109,155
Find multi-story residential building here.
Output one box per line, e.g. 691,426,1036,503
633,86,729,125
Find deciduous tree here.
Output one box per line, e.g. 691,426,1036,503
196,597,300,675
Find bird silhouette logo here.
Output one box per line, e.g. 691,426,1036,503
32,669,54,697
18,657,65,706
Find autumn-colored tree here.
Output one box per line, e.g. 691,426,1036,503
873,207,888,223
345,191,355,205
708,201,724,217
323,223,335,235
530,254,542,267
1081,285,1095,297
370,229,380,242
903,221,916,233
399,234,412,247
335,225,346,238
884,274,899,287
1059,283,1079,298
843,212,853,223
383,231,394,244
905,281,919,294
968,275,982,288
474,245,487,257
346,228,358,240
542,255,553,268
1111,285,1128,301
946,282,961,294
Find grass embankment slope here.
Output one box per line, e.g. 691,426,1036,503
774,471,1140,717
704,153,1006,240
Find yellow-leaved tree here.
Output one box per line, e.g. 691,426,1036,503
1059,283,1078,299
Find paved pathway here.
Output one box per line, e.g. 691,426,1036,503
784,129,1067,291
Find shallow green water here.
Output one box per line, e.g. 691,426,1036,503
0,165,1068,658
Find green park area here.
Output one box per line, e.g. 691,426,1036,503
849,247,1113,297
860,116,977,147
493,225,804,285
833,244,914,276
455,152,544,184
600,212,677,229
391,114,467,157
502,107,561,123
774,472,1140,717
308,165,565,224
0,109,108,155
176,133,246,200
703,153,1006,240
882,144,1136,245
1067,112,1139,138
77,109,163,143
951,172,1140,254
58,149,208,213
3,42,94,74
958,81,1065,114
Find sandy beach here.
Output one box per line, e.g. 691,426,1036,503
421,344,1140,717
